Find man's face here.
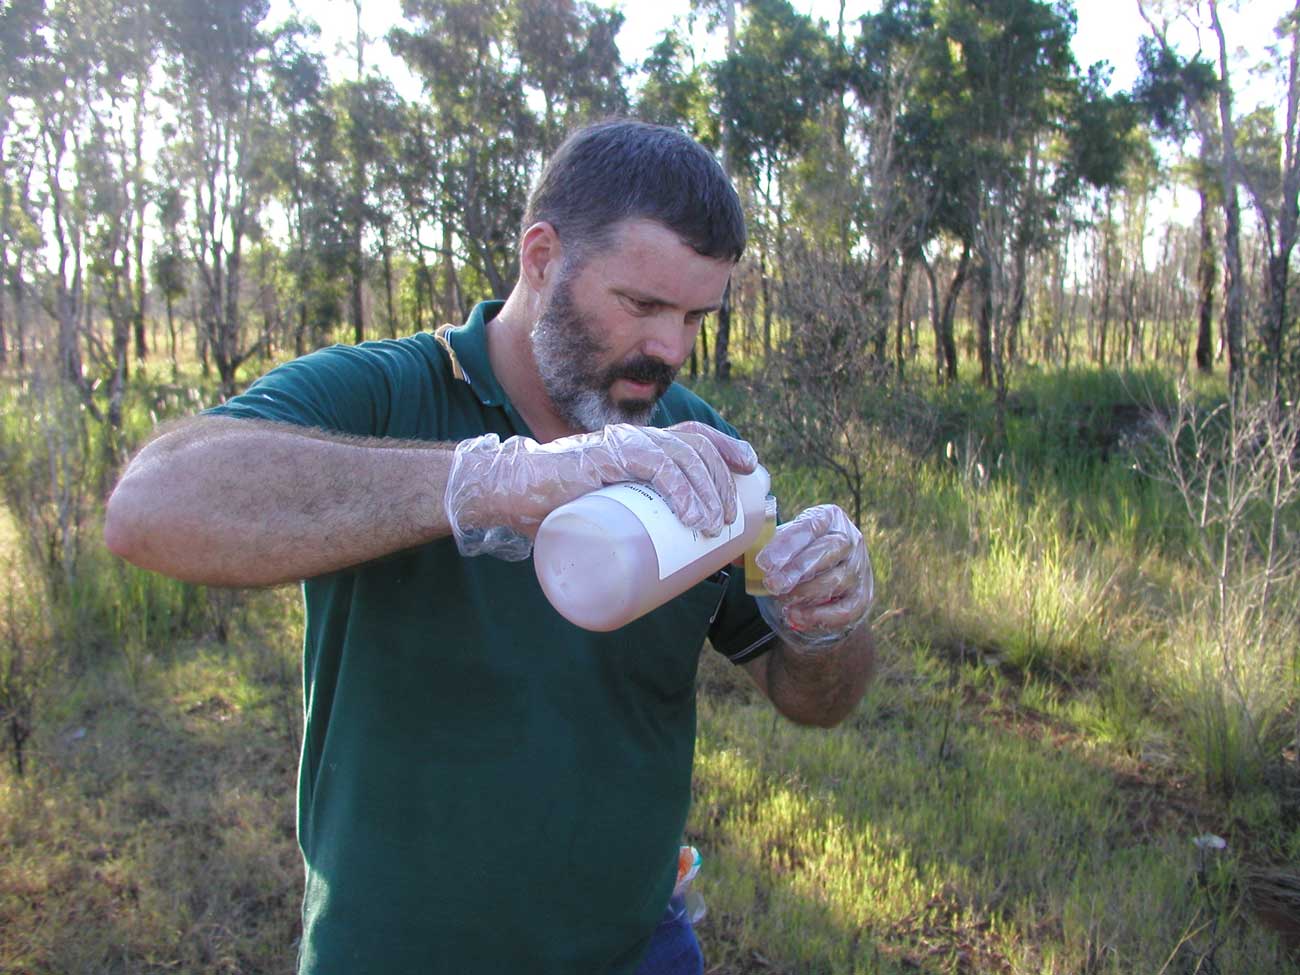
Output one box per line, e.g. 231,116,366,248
530,219,734,433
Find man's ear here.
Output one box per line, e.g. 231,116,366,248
519,222,563,292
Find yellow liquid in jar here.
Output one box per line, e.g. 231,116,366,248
744,513,776,596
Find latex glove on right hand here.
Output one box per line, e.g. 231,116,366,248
445,422,758,560
754,504,874,649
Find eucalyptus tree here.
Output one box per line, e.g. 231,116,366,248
1231,2,1300,396
77,0,161,430
513,0,626,154
883,0,1135,396
157,0,277,398
1135,34,1220,373
26,0,102,388
713,0,837,368
9,0,160,397
391,0,534,300
1139,0,1248,390
635,28,715,139
0,0,44,368
266,21,349,356
0,131,39,371
334,75,402,344
848,0,943,376
1192,150,1221,373
388,100,455,328
391,0,627,302
635,26,726,376
931,0,1073,396
150,247,186,377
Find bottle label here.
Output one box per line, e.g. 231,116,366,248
599,481,746,580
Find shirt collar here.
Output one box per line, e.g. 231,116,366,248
445,300,508,407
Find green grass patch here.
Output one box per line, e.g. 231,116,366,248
0,638,301,974
688,650,1289,974
0,358,1295,972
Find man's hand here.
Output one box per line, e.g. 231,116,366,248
445,421,758,560
755,504,873,647
744,504,875,727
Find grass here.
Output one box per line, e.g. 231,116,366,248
690,648,1287,973
0,611,302,973
1,354,1297,973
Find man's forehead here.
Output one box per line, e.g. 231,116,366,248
596,219,735,305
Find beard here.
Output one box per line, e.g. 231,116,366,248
530,272,679,432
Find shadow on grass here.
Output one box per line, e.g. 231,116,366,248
688,647,1289,975
0,641,302,975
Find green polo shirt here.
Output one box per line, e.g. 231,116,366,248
208,301,774,975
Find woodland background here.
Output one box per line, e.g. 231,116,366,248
1,1,1298,972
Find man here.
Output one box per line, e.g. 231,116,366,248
104,120,874,975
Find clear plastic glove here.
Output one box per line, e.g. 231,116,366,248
445,421,758,560
754,504,873,649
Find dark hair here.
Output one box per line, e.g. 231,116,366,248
523,120,746,264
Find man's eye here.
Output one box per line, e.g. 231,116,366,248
624,296,657,314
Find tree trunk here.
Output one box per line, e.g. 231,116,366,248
938,242,970,384
1007,139,1038,366
920,251,944,382
0,245,7,367
715,280,732,380
0,126,7,366
1048,235,1068,366
441,220,460,324
165,292,178,381
1196,184,1216,373
1098,193,1115,370
351,248,365,345
977,261,993,387
382,224,397,339
132,76,148,364
1208,0,1246,389
1264,253,1289,392
895,255,914,380
1008,243,1028,366
1221,188,1245,387
57,262,83,386
700,314,711,377
110,285,130,430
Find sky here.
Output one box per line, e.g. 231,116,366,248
270,0,1292,230
274,0,1290,101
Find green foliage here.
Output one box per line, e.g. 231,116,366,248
0,374,221,667
1133,34,1219,141
635,28,719,146
0,377,108,606
731,360,1297,808
1063,67,1141,191
389,0,629,298
713,0,835,179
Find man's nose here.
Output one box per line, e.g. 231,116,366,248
640,315,696,369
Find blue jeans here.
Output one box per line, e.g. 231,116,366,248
633,896,703,975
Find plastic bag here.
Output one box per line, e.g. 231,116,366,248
673,845,707,924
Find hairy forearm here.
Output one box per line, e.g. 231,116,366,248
104,416,456,587
751,625,875,728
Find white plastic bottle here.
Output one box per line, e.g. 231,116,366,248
533,465,771,631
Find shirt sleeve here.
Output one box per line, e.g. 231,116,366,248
707,563,777,664
204,339,443,439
